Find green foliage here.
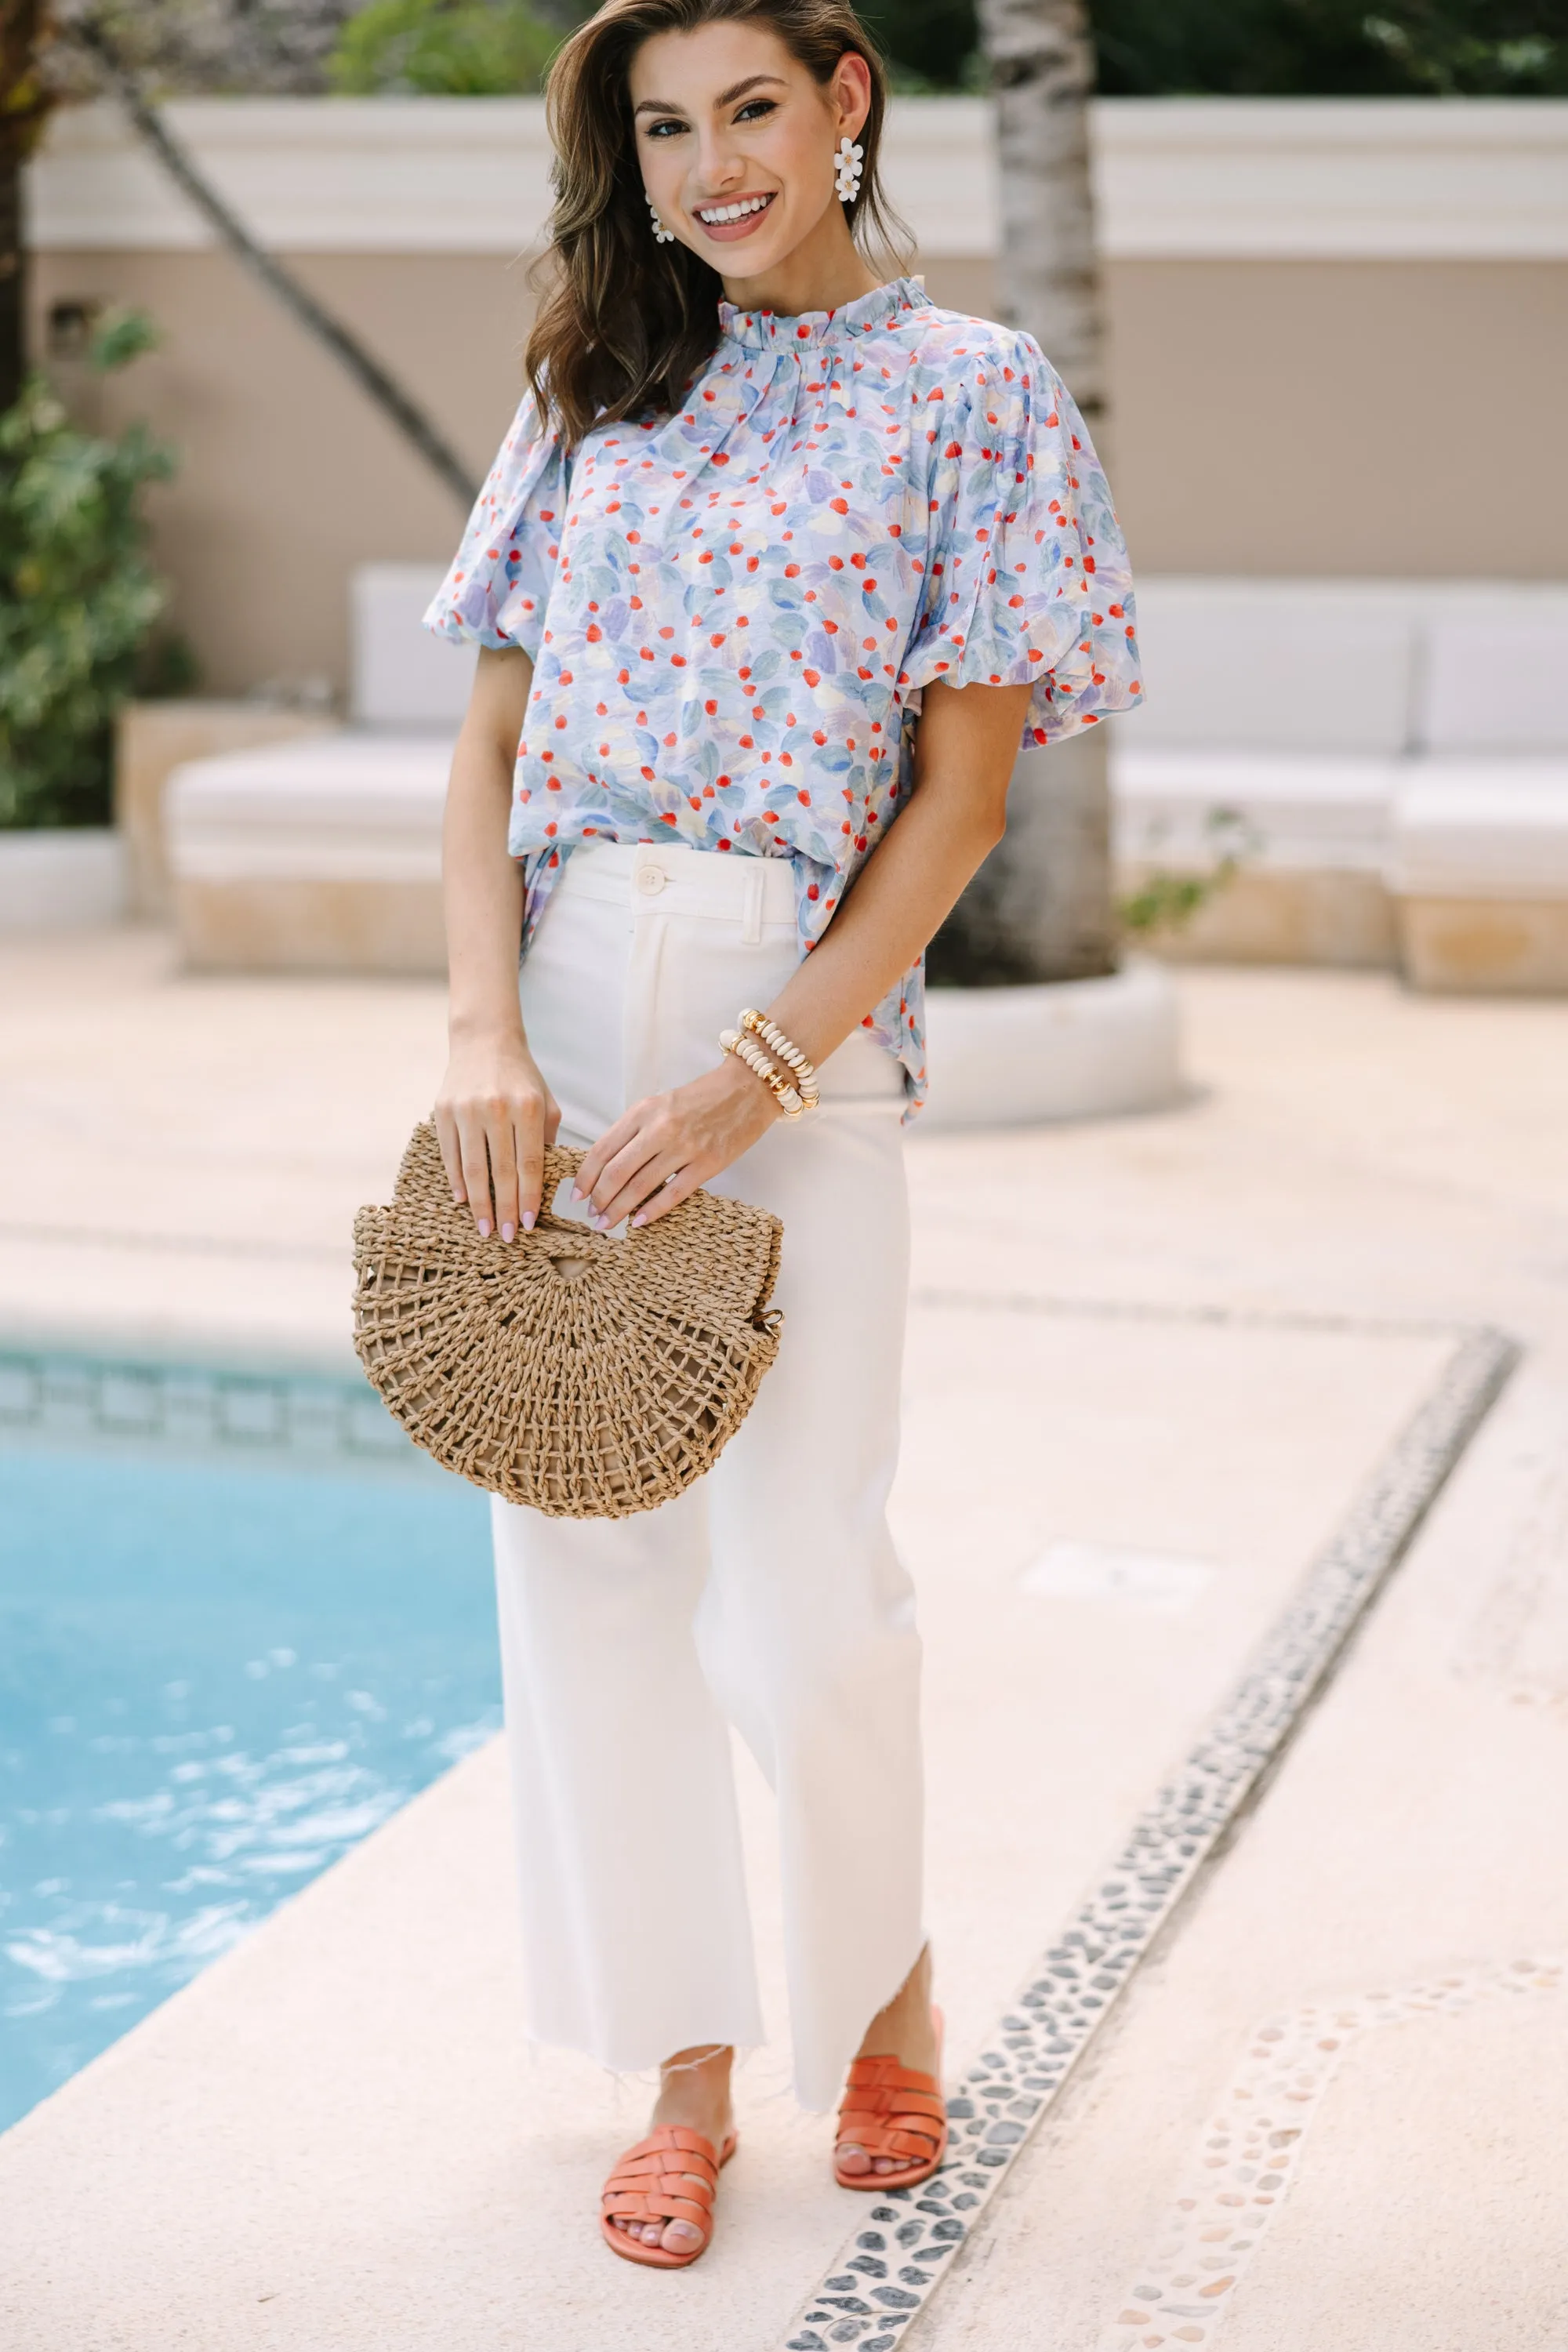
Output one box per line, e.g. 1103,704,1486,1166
844,0,1566,94
328,0,561,94
1119,808,1256,940
855,0,983,91
0,310,179,831
1091,0,1567,96
1118,865,1227,938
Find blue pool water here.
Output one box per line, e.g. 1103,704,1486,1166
0,1351,498,2134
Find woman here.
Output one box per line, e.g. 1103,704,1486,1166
426,0,1139,2270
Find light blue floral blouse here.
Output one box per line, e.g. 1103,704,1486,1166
425,275,1141,1116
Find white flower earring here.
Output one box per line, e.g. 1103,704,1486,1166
648,194,675,245
834,135,864,204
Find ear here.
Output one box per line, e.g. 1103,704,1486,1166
832,49,872,142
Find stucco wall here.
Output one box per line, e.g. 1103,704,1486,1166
26,99,1568,701
32,249,532,698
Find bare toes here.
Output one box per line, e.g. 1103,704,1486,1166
838,2143,871,2174
662,2220,702,2252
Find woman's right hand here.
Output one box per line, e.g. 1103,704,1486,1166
434,1033,561,1240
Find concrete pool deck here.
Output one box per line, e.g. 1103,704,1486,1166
2,931,1567,2349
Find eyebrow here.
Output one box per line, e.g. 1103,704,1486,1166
633,74,787,116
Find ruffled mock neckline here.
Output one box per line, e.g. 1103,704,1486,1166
717,274,924,354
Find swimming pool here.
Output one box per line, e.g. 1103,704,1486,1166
0,1347,498,2135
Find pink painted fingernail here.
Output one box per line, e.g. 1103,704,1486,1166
501,1222,516,1243
589,1214,609,1232
631,1211,648,1228
571,1185,587,1202
522,1210,535,1232
476,1218,492,1239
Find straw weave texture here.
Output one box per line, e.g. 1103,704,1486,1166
352,1123,784,1518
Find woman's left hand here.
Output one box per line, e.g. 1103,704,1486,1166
573,1054,782,1230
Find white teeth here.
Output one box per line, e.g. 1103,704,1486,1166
699,195,770,225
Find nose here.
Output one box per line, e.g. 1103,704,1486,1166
691,126,746,196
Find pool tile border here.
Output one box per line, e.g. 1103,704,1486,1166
0,1344,417,1472
775,1319,1519,2352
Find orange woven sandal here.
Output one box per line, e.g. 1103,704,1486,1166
834,2009,948,2191
600,2124,737,2270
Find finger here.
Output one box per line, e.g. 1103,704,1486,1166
586,1134,666,1225
630,1165,703,1229
575,1094,661,1200
572,1114,637,1203
596,1164,673,1229
485,1104,521,1241
515,1110,544,1232
434,1105,466,1203
454,1108,495,1236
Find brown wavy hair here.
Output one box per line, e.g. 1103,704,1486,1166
525,0,908,446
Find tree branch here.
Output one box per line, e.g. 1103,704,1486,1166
68,12,480,509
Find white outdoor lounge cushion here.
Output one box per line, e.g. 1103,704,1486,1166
1129,579,1420,756
1112,747,1396,872
166,732,450,884
1416,591,1568,755
351,563,473,728
1390,763,1568,898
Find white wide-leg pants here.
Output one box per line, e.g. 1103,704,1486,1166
492,839,923,2111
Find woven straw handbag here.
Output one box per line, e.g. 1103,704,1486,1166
352,1122,784,1519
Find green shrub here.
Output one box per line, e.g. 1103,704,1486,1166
328,0,561,94
807,0,1568,94
0,308,180,830
1092,0,1566,96
1119,808,1258,942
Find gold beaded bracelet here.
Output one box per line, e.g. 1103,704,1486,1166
739,1008,820,1109
719,1027,805,1119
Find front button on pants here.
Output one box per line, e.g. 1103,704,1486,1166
492,839,924,2112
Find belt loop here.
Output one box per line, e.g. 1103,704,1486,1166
742,862,764,946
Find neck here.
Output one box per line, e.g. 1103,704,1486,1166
721,202,880,319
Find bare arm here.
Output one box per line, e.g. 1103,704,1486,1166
576,677,1031,1228
434,644,561,1238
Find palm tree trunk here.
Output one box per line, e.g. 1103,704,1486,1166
982,0,1105,430
930,0,1116,986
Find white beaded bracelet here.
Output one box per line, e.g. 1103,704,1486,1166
739,1008,819,1109
719,1027,804,1118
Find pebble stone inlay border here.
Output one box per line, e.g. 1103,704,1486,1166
1095,1955,1564,2350
774,1320,1519,2352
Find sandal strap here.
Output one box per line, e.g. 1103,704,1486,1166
603,2186,713,2227
839,2085,946,2122
607,2129,719,2179
843,2054,943,2098
837,2056,946,2162
615,2125,721,2169
601,2125,721,2230
837,2116,945,2161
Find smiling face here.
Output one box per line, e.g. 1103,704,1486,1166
630,18,872,298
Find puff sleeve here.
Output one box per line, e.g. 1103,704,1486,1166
903,332,1142,746
423,394,569,662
